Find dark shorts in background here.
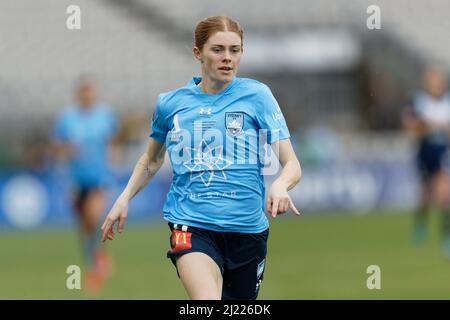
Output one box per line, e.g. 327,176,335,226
167,222,269,300
417,138,449,181
73,185,102,215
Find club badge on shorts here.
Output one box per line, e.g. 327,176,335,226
225,112,244,136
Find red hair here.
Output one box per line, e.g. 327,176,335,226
194,16,243,51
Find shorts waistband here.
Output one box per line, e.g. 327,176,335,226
169,222,189,232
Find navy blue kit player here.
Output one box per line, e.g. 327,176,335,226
102,16,302,299
403,65,450,257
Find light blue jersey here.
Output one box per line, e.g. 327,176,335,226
150,77,290,233
54,104,118,188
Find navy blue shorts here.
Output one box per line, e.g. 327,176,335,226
417,139,449,180
167,222,269,300
73,185,102,214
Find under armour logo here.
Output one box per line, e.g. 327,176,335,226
200,107,212,115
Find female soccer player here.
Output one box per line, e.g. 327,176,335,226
403,65,450,256
101,16,302,299
53,76,117,292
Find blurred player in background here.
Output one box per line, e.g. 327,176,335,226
403,65,450,257
53,75,118,292
101,16,302,299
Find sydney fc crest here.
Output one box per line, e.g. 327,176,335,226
225,112,244,136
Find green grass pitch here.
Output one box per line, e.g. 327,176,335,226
1,211,449,299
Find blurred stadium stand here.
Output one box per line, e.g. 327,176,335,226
1,0,449,228
2,1,449,163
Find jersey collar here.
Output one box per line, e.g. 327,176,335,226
189,76,238,96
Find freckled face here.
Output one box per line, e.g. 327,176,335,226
194,31,242,84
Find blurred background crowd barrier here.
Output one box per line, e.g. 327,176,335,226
0,0,448,229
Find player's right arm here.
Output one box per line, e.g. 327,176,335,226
52,142,76,160
401,105,429,138
51,111,77,160
101,137,166,242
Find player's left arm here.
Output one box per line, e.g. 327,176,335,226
266,138,302,218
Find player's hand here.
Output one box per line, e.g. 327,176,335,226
266,181,301,218
101,193,129,242
53,143,77,159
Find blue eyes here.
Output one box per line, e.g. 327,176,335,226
212,48,240,53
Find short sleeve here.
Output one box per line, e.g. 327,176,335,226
149,95,169,144
53,112,68,143
408,94,420,117
409,91,430,118
255,85,291,144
